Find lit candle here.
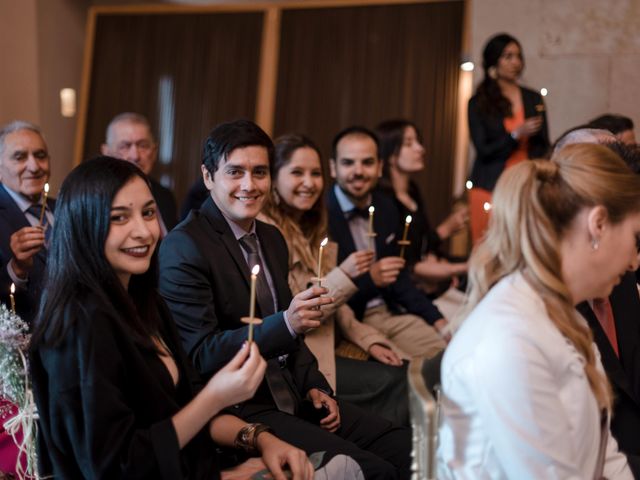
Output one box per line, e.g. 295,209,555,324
39,183,49,225
399,215,412,259
368,206,375,250
9,283,15,314
317,237,328,285
248,264,260,343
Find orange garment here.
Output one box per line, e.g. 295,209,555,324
469,108,527,245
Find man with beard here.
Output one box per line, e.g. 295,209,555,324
326,126,447,358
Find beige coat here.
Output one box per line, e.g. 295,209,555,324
289,242,407,391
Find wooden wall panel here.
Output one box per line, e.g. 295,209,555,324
274,1,463,225
83,11,263,206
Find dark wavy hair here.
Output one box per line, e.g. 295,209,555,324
31,157,162,350
376,119,422,181
475,33,523,117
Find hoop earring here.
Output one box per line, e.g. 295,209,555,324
488,66,498,80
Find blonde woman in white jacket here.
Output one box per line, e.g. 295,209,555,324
438,143,636,479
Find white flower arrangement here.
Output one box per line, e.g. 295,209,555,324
0,303,38,480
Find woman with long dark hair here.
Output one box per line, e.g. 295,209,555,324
262,134,411,426
30,157,313,479
377,119,467,300
468,33,550,244
438,144,636,478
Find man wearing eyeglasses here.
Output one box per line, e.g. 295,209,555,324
101,112,178,232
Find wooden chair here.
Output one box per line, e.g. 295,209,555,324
408,353,443,480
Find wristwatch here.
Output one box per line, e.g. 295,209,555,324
234,423,274,454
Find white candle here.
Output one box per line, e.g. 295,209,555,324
317,237,328,282
39,183,49,225
10,283,15,314
368,206,375,235
248,265,260,343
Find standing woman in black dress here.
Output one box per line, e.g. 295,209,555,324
30,157,312,479
468,33,550,244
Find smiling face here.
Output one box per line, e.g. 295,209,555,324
0,129,50,199
330,134,382,208
203,145,270,231
394,126,425,173
104,176,160,288
274,146,323,214
495,41,523,83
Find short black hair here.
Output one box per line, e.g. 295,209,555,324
331,126,380,160
605,141,640,175
588,114,634,135
202,119,274,175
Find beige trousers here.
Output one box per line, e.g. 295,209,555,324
363,304,445,359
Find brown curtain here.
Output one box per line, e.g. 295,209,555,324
83,12,264,207
274,1,463,226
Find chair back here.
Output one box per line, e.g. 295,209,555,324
408,357,439,480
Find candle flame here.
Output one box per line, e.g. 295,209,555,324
368,206,375,214
44,183,49,194
483,202,492,212
10,283,15,294
320,237,328,247
251,264,260,275
405,215,412,224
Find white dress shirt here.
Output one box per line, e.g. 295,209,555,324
437,272,632,479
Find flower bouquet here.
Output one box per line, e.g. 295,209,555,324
0,303,38,479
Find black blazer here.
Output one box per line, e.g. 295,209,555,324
158,197,330,413
326,186,443,324
150,178,178,231
32,297,219,479
468,86,550,191
577,272,640,477
0,183,54,325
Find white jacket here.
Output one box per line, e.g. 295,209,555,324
437,272,632,479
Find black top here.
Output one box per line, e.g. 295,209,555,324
576,272,640,477
32,297,220,479
468,85,550,191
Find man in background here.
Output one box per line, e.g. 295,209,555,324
102,112,178,231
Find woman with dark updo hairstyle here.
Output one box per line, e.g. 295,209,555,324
468,33,550,244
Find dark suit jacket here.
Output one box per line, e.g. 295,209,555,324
0,183,54,325
326,186,443,324
468,86,550,191
158,197,330,415
577,273,640,477
32,296,219,479
150,178,178,231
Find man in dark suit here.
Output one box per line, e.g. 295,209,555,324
0,121,54,324
159,120,411,479
101,112,178,232
326,126,447,359
577,272,640,476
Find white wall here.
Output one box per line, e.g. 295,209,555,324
469,0,640,142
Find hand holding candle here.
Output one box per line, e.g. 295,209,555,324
39,183,49,226
9,283,15,314
398,215,412,259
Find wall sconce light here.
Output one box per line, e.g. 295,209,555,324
460,61,475,72
540,87,548,97
60,88,76,117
